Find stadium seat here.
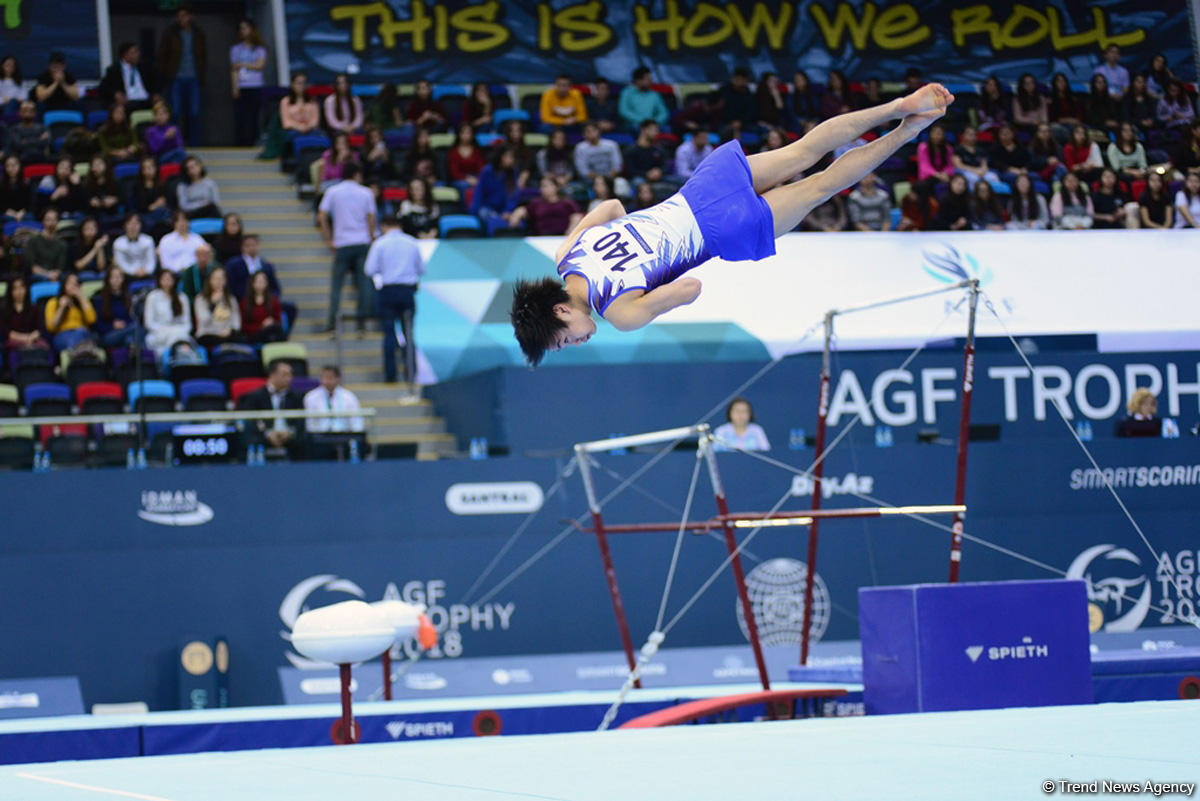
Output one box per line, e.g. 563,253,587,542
231,376,267,407
0,423,35,470
44,110,84,138
74,162,90,177
113,162,140,180
439,214,482,239
86,110,109,130
80,280,103,299
29,282,59,304
292,134,331,159
130,108,154,137
476,132,503,147
261,342,308,376
523,132,549,148
61,348,108,388
11,350,55,392
179,378,227,412
381,187,407,203
0,383,19,417
41,423,89,465
291,376,320,396
494,109,530,127
428,132,455,149
351,84,380,97
189,217,223,236
93,433,137,467
24,383,72,417
77,381,124,415
159,161,181,180
211,344,263,388
127,379,175,413
432,84,467,100
22,163,55,181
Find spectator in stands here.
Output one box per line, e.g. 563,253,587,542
317,161,376,334
230,18,267,146
1091,168,1129,229
0,155,28,222
1006,173,1050,230
324,73,363,136
144,267,194,357
618,66,667,132
574,121,625,194
157,211,207,274
131,155,171,236
464,81,494,130
632,181,656,211
318,132,359,190
916,123,954,184
0,55,23,113
713,397,769,452
511,175,581,235
1173,171,1200,228
1048,73,1083,136
405,79,446,131
99,43,153,110
1094,44,1130,99
801,193,847,233
6,100,48,164
989,124,1031,186
1123,74,1158,132
1107,122,1147,183
225,234,278,299
447,122,485,188
93,266,135,347
498,118,535,177
33,52,80,111
904,67,924,94
1157,80,1195,130
1084,73,1120,135
241,360,305,459
157,3,206,145
360,125,392,188
625,119,668,187
897,181,939,231
1174,120,1200,174
193,264,242,348
537,127,575,189
1029,122,1066,182
933,173,971,231
25,207,67,281
674,130,712,179
540,75,587,128
588,174,615,212
403,127,437,183
862,77,885,110
364,215,424,389
586,78,619,133
213,213,243,263
179,242,219,300
1050,172,1094,229
471,148,524,230
1117,388,1160,437
35,159,84,219
1062,124,1104,183
1,276,48,355
679,89,721,134
759,127,786,153
304,365,364,434
970,180,1005,230
1012,73,1048,132
1138,170,1173,229
789,70,820,128
113,213,156,277
83,155,121,226
365,82,402,130
72,217,109,275
98,104,139,162
978,76,1009,131
144,102,185,161
176,156,221,219
397,177,438,239
847,173,891,231
952,126,998,191
280,71,319,135
1147,54,1174,99
241,269,284,343
755,71,786,130
44,273,96,351
819,69,856,121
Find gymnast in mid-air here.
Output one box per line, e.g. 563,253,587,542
510,83,954,365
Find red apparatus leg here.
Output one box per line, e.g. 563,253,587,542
800,362,831,666
715,493,770,690
949,285,979,583
338,662,356,744
381,649,392,701
592,511,641,688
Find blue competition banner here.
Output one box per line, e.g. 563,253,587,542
0,0,99,79
286,0,1194,84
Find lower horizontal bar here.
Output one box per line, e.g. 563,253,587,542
578,504,966,535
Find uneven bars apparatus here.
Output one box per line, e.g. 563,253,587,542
797,278,980,665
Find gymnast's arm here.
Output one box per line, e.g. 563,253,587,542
554,199,626,264
603,278,702,332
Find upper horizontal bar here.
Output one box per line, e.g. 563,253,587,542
582,504,966,534
574,425,707,453
830,280,976,320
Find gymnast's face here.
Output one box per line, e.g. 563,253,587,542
551,302,597,350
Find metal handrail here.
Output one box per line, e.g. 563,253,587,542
2,408,377,427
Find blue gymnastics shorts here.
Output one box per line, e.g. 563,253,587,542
679,141,776,263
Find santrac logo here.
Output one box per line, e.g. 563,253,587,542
1066,544,1152,632
138,490,214,526
922,244,993,288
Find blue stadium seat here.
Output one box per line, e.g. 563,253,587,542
127,379,175,409
179,378,227,411
439,214,483,238
433,85,467,100
476,132,503,147
3,220,41,238
493,109,529,127
292,134,330,158
890,207,903,229
114,162,140,180
351,84,380,97
86,110,109,130
189,218,224,236
29,282,59,304
24,382,71,416
43,110,84,128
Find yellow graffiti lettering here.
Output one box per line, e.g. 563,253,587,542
682,3,733,49
810,1,876,51
633,0,683,50
433,4,449,51
727,3,793,50
950,5,998,49
548,1,612,53
1048,7,1144,51
872,4,929,50
999,5,1048,50
954,4,1146,53
451,2,507,52
330,1,432,53
537,4,553,50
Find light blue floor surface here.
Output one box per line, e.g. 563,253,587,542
2,700,1195,800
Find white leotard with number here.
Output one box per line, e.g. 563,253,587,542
556,193,709,316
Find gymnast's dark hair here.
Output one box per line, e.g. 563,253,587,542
511,277,569,367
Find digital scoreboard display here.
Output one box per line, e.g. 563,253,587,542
172,424,241,465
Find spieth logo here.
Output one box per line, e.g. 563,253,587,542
736,558,830,646
921,244,993,287
385,720,454,739
1067,545,1151,632
138,490,214,526
444,482,545,515
965,636,1049,663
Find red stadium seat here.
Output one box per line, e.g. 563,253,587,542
231,377,267,406
308,84,334,97
38,422,87,446
381,187,408,202
348,134,365,148
159,162,181,180
1131,179,1147,198
23,163,55,180
76,381,124,415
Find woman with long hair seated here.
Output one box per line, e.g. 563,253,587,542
144,267,196,358
241,270,285,343
93,265,136,347
193,264,243,349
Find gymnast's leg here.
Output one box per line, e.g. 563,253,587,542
745,83,954,194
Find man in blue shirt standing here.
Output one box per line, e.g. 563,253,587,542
158,3,207,144
618,66,668,132
364,216,426,394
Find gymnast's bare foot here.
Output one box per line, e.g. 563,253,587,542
899,109,946,137
895,84,954,117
